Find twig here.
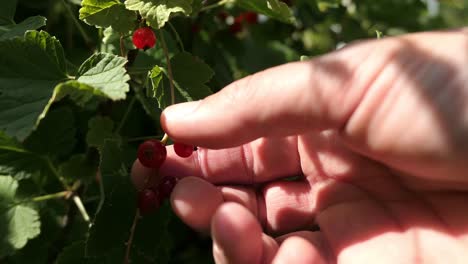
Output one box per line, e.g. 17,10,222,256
116,96,137,134
124,209,140,264
30,191,70,202
120,33,126,57
45,157,71,191
61,0,93,47
167,22,185,52
73,195,91,222
158,29,176,105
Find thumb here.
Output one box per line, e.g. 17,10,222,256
161,39,383,149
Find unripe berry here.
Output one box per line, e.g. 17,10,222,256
137,140,167,169
132,27,156,50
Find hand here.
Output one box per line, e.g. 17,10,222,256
132,29,468,263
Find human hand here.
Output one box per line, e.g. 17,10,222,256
132,29,468,263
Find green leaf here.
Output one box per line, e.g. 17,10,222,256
86,116,119,149
125,0,193,29
0,0,17,25
171,51,214,101
23,107,76,158
0,176,41,257
0,132,46,180
86,140,133,255
0,16,47,40
0,30,68,141
135,86,161,120
55,241,88,264
79,0,137,33
74,52,130,101
59,154,98,184
149,65,167,109
52,80,106,107
236,0,296,24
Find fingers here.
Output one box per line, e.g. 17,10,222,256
170,177,318,235
161,39,377,148
272,236,328,264
170,177,223,233
132,137,301,187
211,202,277,264
211,203,331,264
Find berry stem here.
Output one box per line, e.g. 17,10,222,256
158,29,176,105
161,133,169,145
120,33,126,57
124,209,140,264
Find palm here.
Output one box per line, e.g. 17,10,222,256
292,131,468,263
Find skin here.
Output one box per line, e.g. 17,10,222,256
132,28,468,263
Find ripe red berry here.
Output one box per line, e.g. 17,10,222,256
138,189,161,215
137,140,167,168
229,21,243,34
158,176,178,199
174,142,194,158
132,27,156,50
243,12,258,24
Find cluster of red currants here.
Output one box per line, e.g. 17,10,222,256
136,140,195,215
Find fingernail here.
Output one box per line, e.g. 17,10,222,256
162,101,200,122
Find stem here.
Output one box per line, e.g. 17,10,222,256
44,157,90,222
73,195,91,222
95,171,105,220
45,157,71,191
120,33,126,57
124,209,140,264
31,191,70,202
161,133,169,145
61,0,93,47
116,96,137,134
167,22,185,52
200,0,233,12
158,29,176,105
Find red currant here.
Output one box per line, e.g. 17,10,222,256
229,21,243,34
137,140,167,168
158,176,178,199
132,27,156,50
243,12,258,24
138,189,161,215
174,142,194,158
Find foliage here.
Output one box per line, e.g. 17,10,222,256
0,0,466,262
